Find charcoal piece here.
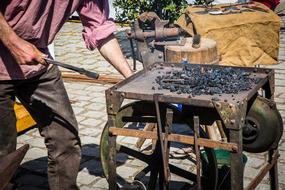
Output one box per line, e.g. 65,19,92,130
155,65,261,96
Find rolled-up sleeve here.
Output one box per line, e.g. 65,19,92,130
77,0,117,50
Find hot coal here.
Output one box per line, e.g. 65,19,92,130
155,65,261,96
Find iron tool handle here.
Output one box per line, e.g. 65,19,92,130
44,58,100,79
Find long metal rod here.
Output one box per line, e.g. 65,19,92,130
153,94,168,190
194,116,201,190
44,58,99,79
109,127,238,152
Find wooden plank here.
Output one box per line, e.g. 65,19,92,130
109,127,238,152
62,72,123,84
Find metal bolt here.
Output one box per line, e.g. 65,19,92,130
126,30,132,36
215,102,221,108
110,91,113,96
229,103,234,109
109,105,113,110
158,54,163,59
230,120,235,125
265,69,270,74
121,93,125,97
232,146,238,152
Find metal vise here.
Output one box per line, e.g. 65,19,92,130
126,12,186,69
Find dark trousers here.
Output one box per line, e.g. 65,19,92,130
0,66,81,190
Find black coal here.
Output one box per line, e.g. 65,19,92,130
154,65,261,96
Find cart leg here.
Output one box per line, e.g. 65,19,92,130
230,128,244,190
269,149,279,190
109,133,117,190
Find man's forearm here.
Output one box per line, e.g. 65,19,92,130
0,13,17,47
98,34,133,78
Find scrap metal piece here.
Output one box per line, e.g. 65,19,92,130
0,144,29,190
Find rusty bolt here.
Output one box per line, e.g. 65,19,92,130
215,102,221,108
232,146,238,152
229,103,234,109
126,30,132,36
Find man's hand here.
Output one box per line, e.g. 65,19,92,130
6,36,46,65
0,13,46,65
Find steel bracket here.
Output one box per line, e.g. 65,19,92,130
213,100,247,130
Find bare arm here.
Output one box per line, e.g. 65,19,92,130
98,34,133,78
0,13,45,65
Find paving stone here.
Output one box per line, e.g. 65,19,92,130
117,165,139,180
84,103,106,111
73,107,84,115
244,166,260,179
80,136,98,145
93,178,109,189
80,118,104,127
83,110,107,119
79,127,102,137
17,135,33,143
26,138,46,148
245,157,266,169
24,147,47,161
256,183,270,190
77,171,96,185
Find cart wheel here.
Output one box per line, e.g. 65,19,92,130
100,101,218,189
243,96,283,153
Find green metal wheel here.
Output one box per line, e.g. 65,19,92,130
100,101,218,189
243,96,283,153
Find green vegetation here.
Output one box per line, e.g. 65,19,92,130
112,0,189,23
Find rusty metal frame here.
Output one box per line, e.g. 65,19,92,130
105,62,279,190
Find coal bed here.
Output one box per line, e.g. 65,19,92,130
154,64,262,96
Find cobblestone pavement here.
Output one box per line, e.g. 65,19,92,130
13,13,285,190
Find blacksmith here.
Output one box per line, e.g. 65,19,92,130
0,0,133,189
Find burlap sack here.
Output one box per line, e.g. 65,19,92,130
176,3,281,66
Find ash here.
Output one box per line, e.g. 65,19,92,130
155,65,261,96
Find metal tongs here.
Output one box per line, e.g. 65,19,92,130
44,58,99,79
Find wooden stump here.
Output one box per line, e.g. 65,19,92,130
165,37,219,64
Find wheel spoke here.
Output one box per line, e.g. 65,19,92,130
119,145,151,163
169,164,197,182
